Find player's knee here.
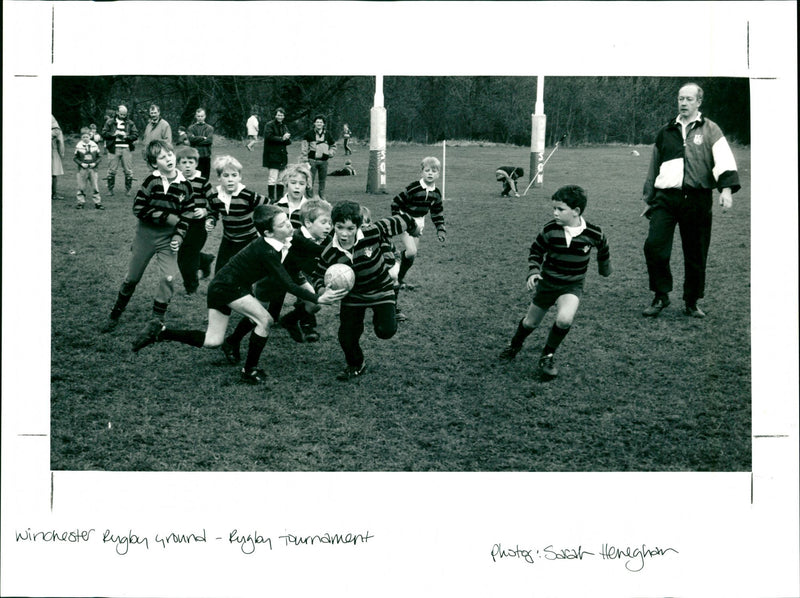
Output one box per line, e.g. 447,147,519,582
375,323,397,339
253,313,273,336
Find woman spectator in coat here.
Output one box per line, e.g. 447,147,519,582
262,107,291,201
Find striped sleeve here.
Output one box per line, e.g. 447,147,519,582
174,180,197,240
527,230,549,275
429,187,445,232
132,176,169,225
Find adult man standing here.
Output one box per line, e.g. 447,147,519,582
101,104,139,196
187,108,214,179
641,83,740,319
262,107,291,201
142,104,172,148
301,114,336,200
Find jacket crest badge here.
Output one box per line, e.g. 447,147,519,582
693,134,703,145
364,247,374,258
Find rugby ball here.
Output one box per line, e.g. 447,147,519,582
324,263,356,292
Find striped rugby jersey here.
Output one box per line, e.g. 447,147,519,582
528,219,611,284
312,214,415,307
390,179,445,233
186,172,216,220
207,185,268,243
132,171,195,240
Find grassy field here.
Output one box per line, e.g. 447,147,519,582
50,138,751,471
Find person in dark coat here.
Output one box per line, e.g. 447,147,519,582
262,107,291,201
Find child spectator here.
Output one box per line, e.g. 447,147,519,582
390,156,447,320
100,140,195,333
187,108,214,179
101,104,138,196
175,126,190,146
262,107,292,201
205,155,268,273
274,162,312,229
245,108,259,152
311,200,418,381
301,114,337,199
73,127,104,210
222,199,333,357
89,123,102,146
342,123,353,155
498,185,612,378
329,160,357,176
131,205,345,385
175,145,217,294
495,165,524,197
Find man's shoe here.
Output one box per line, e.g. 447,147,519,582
100,316,120,333
642,295,670,317
221,339,241,363
499,345,521,360
684,304,706,318
95,204,105,210
538,353,558,378
240,367,268,385
132,319,164,352
336,362,367,381
75,204,84,209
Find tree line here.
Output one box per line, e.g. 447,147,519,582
53,76,750,146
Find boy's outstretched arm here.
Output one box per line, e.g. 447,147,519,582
597,233,612,277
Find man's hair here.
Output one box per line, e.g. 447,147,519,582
149,104,160,113
301,199,332,224
253,204,285,235
313,114,326,125
281,162,312,187
551,185,587,215
195,108,206,117
421,156,441,171
331,201,363,226
175,145,200,161
144,140,173,168
80,127,91,135
275,107,286,116
680,82,704,101
213,155,243,176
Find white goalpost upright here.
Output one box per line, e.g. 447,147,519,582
366,75,387,194
529,75,546,190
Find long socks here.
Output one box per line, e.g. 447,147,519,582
543,323,570,355
244,331,268,371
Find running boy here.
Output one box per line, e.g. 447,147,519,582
100,140,195,333
132,205,345,385
390,156,446,319
312,200,418,381
73,127,104,209
495,166,524,197
498,185,611,378
205,155,268,273
175,145,216,293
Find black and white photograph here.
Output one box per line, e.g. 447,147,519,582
2,2,797,597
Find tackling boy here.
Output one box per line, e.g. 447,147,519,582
498,185,611,378
312,200,419,381
100,140,195,333
132,205,345,384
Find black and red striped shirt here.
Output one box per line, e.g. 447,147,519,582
132,171,195,239
528,219,611,284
